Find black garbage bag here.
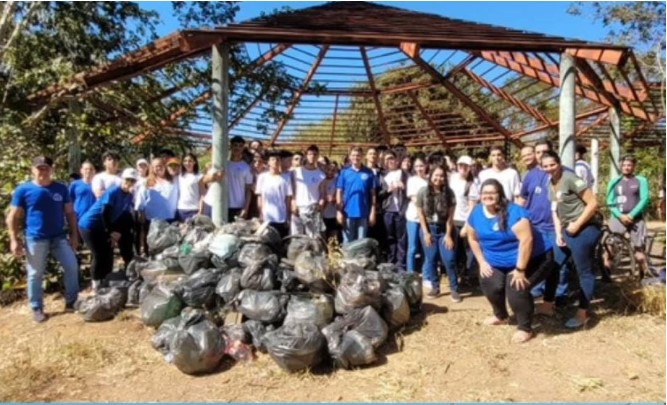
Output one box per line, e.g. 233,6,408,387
152,315,181,354
141,283,185,328
379,269,423,314
208,234,242,260
294,251,332,292
215,268,243,304
263,322,326,373
279,269,306,294
220,217,261,236
323,306,388,351
341,238,379,260
237,290,289,324
210,251,240,271
77,287,127,322
182,216,215,245
139,261,169,283
238,243,274,267
321,327,376,370
167,313,226,375
127,279,144,307
334,269,385,314
138,280,155,305
286,235,325,262
284,294,334,328
178,247,211,275
126,257,148,280
147,219,181,255
177,269,222,309
240,259,277,291
157,245,181,260
243,320,274,353
380,287,410,330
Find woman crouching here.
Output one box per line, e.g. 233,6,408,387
467,179,555,343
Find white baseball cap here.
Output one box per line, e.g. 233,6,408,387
121,168,138,181
136,158,149,166
457,155,474,166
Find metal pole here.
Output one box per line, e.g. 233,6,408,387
608,106,621,179
590,137,599,194
211,43,230,226
559,53,576,169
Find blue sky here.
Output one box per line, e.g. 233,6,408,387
140,1,613,44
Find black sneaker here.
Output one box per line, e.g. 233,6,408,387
426,288,440,298
64,302,76,313
32,309,47,323
450,291,462,303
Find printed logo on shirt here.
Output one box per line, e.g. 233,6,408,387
534,186,542,194
52,193,63,202
575,179,586,187
360,173,369,181
617,196,627,204
492,222,500,231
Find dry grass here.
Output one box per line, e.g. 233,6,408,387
618,279,666,317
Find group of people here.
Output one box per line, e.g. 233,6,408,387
7,136,652,344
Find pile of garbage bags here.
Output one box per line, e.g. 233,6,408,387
81,216,423,375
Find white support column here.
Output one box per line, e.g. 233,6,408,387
590,137,599,194
559,52,576,169
211,43,230,226
609,106,621,179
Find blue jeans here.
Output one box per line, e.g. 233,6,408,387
406,220,421,273
343,218,368,243
531,230,571,300
25,237,79,310
420,224,458,292
562,224,602,310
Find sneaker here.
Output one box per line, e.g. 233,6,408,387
32,309,47,323
450,291,462,303
64,302,76,313
426,288,440,298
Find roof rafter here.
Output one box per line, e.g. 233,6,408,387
407,90,446,145
360,46,390,144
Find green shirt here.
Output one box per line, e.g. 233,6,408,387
549,171,589,226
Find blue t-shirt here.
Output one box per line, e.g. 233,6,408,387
78,185,134,231
520,167,554,233
336,165,377,219
11,181,70,240
68,179,96,222
467,202,548,270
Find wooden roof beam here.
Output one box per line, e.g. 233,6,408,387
576,113,609,137
400,42,520,147
270,45,329,145
460,67,551,125
565,47,627,66
360,46,390,144
512,106,608,139
328,94,340,156
407,91,446,144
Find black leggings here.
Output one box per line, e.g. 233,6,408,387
80,228,114,281
479,252,556,332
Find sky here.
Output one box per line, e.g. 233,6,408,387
139,1,613,44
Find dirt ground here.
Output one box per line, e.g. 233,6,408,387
0,224,664,402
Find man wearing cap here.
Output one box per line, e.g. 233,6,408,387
7,156,80,322
202,135,253,220
79,169,138,290
92,150,122,198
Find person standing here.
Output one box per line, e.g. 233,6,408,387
336,147,378,243
79,169,137,290
575,144,595,189
605,155,650,276
176,153,205,222
405,155,428,273
467,178,555,343
319,158,341,243
415,165,460,301
256,151,293,238
7,156,80,322
379,150,409,271
135,158,150,187
541,151,601,329
449,155,480,284
478,146,521,203
292,145,325,237
68,161,97,222
92,150,122,198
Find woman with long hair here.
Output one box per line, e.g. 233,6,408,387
176,153,205,222
540,151,600,328
450,155,480,285
135,157,179,253
405,155,428,274
467,179,555,343
415,165,460,302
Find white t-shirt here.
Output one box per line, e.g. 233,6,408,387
382,169,404,213
92,171,122,196
135,179,179,221
449,172,480,223
226,160,253,209
256,172,293,223
405,175,428,222
575,160,595,189
294,166,325,207
322,177,338,219
177,173,203,211
478,167,521,202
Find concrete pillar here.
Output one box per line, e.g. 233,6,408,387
558,53,576,169
590,137,599,194
211,43,230,226
609,106,621,179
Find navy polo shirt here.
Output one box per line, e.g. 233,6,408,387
336,165,377,219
